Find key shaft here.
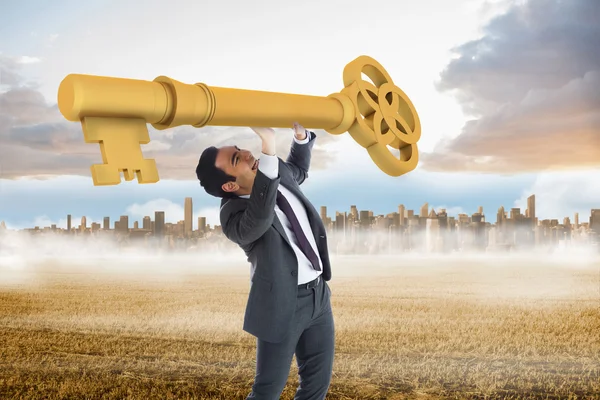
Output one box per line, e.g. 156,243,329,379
57,55,421,185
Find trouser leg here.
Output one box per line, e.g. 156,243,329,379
294,281,335,400
246,333,299,400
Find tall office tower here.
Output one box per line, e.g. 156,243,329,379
103,216,110,230
496,206,506,231
119,215,129,233
67,214,71,231
134,221,139,229
143,216,151,230
425,209,439,252
497,206,505,228
407,210,414,218
437,208,448,230
510,208,521,220
478,206,483,214
335,212,344,231
527,195,535,226
198,216,206,232
350,205,358,219
574,213,579,229
0,221,6,230
184,197,193,237
590,209,600,233
344,212,348,235
398,204,405,226
80,216,87,231
155,211,165,236
359,210,371,228
420,203,428,218
320,206,327,223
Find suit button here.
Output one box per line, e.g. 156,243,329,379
291,271,296,277
260,192,264,197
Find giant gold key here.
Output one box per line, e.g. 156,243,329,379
57,55,421,186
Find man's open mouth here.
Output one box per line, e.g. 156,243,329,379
252,160,258,170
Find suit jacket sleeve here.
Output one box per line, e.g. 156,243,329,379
219,169,280,247
284,130,317,185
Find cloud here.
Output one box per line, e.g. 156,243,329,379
16,56,41,64
514,168,600,221
422,0,600,172
0,54,25,88
0,53,339,181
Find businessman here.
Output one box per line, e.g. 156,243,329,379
195,122,334,400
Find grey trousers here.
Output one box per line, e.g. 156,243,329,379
246,277,335,400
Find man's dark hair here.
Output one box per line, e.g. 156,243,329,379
196,146,238,199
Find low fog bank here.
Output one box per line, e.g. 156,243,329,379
1,229,598,267
1,230,598,302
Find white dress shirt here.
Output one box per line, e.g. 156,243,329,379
239,134,323,285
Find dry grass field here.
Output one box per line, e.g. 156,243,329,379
1,251,599,399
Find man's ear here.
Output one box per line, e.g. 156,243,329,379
222,181,239,193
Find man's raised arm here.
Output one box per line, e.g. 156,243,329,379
285,122,317,185
220,128,280,247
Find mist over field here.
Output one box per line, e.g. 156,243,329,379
1,228,598,301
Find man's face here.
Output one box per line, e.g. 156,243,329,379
214,145,259,195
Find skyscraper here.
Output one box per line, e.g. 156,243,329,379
359,210,371,229
155,211,165,236
398,204,405,226
420,203,428,218
590,209,600,233
184,197,193,237
527,195,536,227
119,216,129,233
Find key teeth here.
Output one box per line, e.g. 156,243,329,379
90,164,121,186
81,117,161,186
90,159,159,186
137,159,160,184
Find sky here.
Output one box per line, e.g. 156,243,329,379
0,0,598,230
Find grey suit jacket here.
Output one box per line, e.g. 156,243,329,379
219,131,332,343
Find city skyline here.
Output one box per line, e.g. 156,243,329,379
3,194,598,238
2,194,598,256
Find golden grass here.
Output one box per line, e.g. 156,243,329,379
0,254,599,399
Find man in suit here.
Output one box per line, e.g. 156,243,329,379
195,122,334,400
